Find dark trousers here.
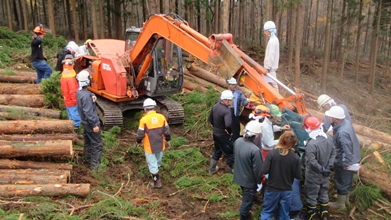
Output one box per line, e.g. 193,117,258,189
334,166,354,195
83,122,103,170
231,111,241,142
212,134,234,167
239,185,257,220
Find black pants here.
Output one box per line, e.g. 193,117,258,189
231,112,241,143
212,134,234,167
83,122,103,170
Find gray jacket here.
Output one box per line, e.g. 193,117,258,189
332,119,361,167
233,138,263,188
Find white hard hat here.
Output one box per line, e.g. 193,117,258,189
143,98,156,108
227,77,237,85
76,70,90,82
245,120,262,134
264,21,276,30
67,43,79,53
325,106,345,119
220,90,234,100
317,94,332,108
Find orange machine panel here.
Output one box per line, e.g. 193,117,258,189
90,60,105,90
100,55,127,96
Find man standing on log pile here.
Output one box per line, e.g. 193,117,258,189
76,70,102,171
31,24,52,84
325,106,360,210
317,94,352,132
208,90,234,175
263,21,280,92
136,98,171,189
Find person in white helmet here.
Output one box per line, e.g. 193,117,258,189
136,98,171,189
317,94,352,132
325,106,360,210
208,90,234,175
263,21,280,92
233,120,263,220
56,41,79,72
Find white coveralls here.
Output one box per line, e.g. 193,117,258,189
263,35,280,92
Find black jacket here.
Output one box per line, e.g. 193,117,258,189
31,37,44,62
56,49,72,72
208,102,232,136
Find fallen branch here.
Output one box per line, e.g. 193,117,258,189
113,183,124,197
69,204,93,216
368,208,386,218
95,190,123,209
349,205,356,220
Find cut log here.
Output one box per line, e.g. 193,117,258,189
359,166,391,199
0,95,44,108
183,80,208,92
0,184,90,197
0,69,37,77
0,75,36,84
0,120,73,134
0,140,73,158
0,83,40,94
184,69,225,91
0,159,72,170
0,105,61,118
0,133,79,144
0,112,53,120
0,169,70,184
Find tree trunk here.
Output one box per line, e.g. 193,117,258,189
114,0,122,39
12,0,20,30
294,0,302,87
183,80,208,93
0,112,53,120
91,0,99,39
0,74,36,83
0,120,74,134
213,0,220,34
0,105,60,118
99,0,104,38
0,159,72,170
0,169,70,185
0,84,40,94
238,0,244,48
321,0,333,92
21,0,28,30
359,166,391,199
6,0,12,30
0,140,73,158
369,1,381,95
70,0,79,42
312,0,319,61
106,0,112,38
184,69,225,91
363,6,370,53
149,0,158,14
222,0,229,34
47,0,56,36
66,0,72,38
0,95,44,108
82,0,88,40
0,133,79,144
164,0,170,14
337,0,346,79
0,184,90,197
287,0,294,72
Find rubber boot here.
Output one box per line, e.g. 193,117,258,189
228,165,234,174
304,205,317,220
319,203,329,220
329,194,346,210
345,192,351,206
209,159,219,175
151,173,162,188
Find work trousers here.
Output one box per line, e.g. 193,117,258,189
239,185,257,220
145,151,164,174
304,173,330,205
334,166,354,195
231,109,241,143
212,134,234,167
32,60,52,84
66,105,81,127
261,190,292,220
82,122,103,170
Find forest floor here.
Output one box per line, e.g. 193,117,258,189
2,52,391,220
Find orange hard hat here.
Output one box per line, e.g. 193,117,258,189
252,105,270,116
33,25,45,35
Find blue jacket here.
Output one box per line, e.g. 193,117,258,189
332,119,361,167
232,90,248,116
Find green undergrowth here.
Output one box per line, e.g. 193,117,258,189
39,71,64,110
352,184,385,211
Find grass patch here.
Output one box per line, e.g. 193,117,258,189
83,197,145,219
0,69,16,75
39,71,64,109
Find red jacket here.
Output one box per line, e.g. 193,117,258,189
60,65,78,107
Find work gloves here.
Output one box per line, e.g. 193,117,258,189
246,102,255,109
322,165,332,177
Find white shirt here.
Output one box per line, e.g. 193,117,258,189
76,45,89,57
261,117,281,149
264,35,280,71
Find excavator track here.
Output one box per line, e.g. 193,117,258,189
95,96,184,130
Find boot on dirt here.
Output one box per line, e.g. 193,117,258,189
228,165,234,174
151,173,162,188
301,205,317,220
209,159,219,175
319,203,329,220
329,194,347,210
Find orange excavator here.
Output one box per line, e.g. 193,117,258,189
75,14,308,132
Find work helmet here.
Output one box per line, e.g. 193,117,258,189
76,70,90,82
270,104,282,117
317,94,332,108
67,43,79,54
244,120,262,134
325,106,345,119
303,116,321,130
143,98,157,108
62,54,74,65
220,90,234,100
85,39,92,45
263,21,276,30
253,105,270,116
33,24,45,35
227,77,237,85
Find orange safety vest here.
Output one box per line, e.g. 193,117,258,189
138,111,169,154
60,64,78,107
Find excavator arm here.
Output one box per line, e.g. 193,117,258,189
129,14,308,115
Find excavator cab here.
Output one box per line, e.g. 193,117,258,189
125,26,142,51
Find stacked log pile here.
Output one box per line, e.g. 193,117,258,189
0,70,90,197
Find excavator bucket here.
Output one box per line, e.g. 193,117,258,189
208,40,244,80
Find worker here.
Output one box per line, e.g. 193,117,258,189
55,41,79,72
31,24,52,84
60,55,81,131
263,21,280,92
302,116,336,220
136,98,171,188
208,90,234,175
76,70,102,171
226,77,252,142
317,94,352,132
233,120,263,220
325,106,360,210
76,39,92,57
249,104,290,160
260,131,301,220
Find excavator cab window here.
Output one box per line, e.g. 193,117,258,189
125,27,141,51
